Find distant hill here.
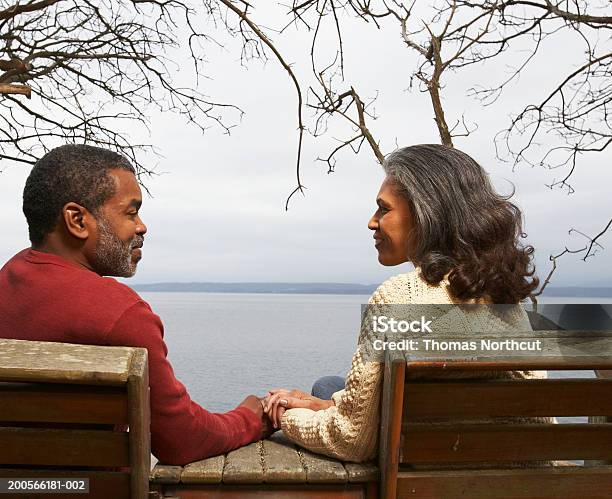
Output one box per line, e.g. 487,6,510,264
539,286,612,298
130,282,612,296
131,282,377,295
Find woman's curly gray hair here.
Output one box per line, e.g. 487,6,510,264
383,144,538,303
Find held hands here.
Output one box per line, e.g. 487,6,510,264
238,395,275,440
238,389,334,438
262,389,334,429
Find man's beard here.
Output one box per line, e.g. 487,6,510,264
92,215,143,278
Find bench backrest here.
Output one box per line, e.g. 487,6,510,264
378,331,612,499
0,339,150,499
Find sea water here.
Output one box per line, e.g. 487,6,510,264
140,293,608,415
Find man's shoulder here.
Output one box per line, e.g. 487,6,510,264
97,276,144,303
0,248,29,273
34,257,146,310
82,276,154,325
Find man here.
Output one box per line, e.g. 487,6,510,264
0,144,269,465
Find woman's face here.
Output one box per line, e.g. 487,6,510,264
368,176,415,266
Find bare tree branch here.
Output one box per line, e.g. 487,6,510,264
531,217,612,303
218,0,306,210
0,83,30,96
0,0,263,174
0,0,61,21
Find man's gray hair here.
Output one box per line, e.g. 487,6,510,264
23,144,135,245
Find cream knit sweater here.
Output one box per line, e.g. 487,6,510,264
280,268,548,463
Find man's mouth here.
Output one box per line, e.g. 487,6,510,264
131,242,143,260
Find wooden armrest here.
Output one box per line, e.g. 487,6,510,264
595,370,612,379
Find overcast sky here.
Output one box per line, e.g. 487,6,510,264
0,4,610,287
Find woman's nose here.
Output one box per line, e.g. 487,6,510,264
368,213,378,230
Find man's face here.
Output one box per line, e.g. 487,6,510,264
90,169,147,277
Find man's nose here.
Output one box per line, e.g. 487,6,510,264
136,217,147,235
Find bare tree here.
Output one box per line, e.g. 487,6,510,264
287,0,611,294
0,0,311,202
0,1,280,177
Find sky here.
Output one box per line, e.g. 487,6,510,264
0,3,610,287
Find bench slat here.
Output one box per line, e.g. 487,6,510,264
397,466,612,499
262,437,306,483
159,483,372,498
300,449,348,483
0,383,127,424
0,427,129,467
344,462,379,483
405,379,612,419
150,465,182,484
406,358,612,371
223,442,265,484
0,339,135,385
394,331,612,370
401,423,612,463
181,455,225,484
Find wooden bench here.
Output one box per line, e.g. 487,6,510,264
0,339,377,499
378,331,612,499
2,331,612,499
0,339,150,499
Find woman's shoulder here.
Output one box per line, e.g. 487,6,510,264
369,268,451,305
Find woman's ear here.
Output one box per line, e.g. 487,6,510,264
62,202,92,240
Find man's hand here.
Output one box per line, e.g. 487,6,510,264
238,395,275,440
262,389,334,429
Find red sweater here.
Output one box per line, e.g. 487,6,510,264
0,249,261,465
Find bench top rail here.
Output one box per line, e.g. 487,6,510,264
385,330,612,370
0,338,145,385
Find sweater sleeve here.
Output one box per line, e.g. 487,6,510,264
281,345,382,462
280,289,391,462
106,300,262,465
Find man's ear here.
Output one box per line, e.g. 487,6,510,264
62,202,93,240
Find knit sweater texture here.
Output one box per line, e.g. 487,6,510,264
281,268,549,463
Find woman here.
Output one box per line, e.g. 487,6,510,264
263,144,544,463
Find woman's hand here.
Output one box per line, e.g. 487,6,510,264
263,388,334,429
